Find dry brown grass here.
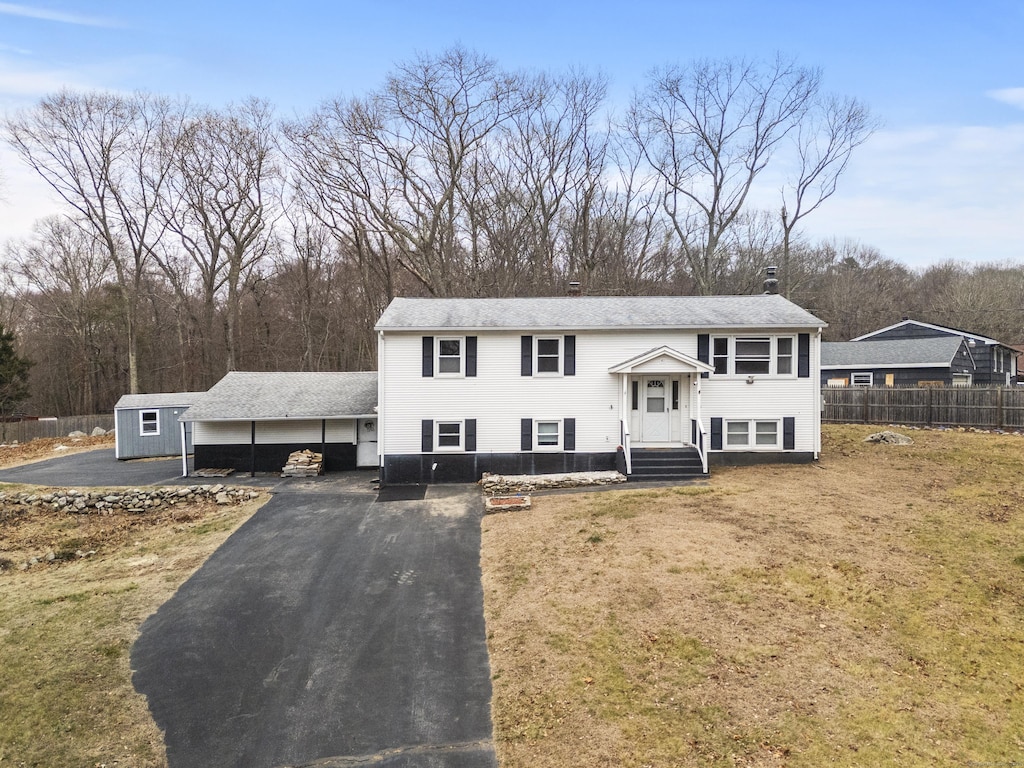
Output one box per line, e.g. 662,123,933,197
0,484,267,767
481,424,1024,767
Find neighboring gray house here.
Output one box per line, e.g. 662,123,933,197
180,371,378,476
851,320,1017,386
821,337,974,388
114,392,203,460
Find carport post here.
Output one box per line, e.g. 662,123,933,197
321,419,326,471
250,421,256,477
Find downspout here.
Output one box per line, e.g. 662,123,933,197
180,420,188,477
815,328,823,460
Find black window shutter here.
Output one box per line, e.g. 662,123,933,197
710,417,723,450
564,335,576,376
631,380,639,410
783,417,795,450
564,418,575,451
465,418,477,452
466,336,477,377
798,334,810,378
697,334,710,379
521,418,532,451
422,336,434,377
421,420,433,453
521,336,533,376
672,380,679,410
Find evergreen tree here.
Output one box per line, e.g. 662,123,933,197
0,325,32,424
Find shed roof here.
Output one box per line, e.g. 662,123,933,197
851,319,1005,346
180,372,378,421
821,337,964,368
375,294,825,332
115,392,204,410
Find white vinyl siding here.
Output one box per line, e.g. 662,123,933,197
380,328,821,456
192,419,357,445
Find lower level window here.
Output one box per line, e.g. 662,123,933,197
436,420,463,450
851,372,873,386
952,373,972,387
140,410,159,436
535,420,561,449
726,420,778,448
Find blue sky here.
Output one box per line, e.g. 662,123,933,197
0,0,1022,268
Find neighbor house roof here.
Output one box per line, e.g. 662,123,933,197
375,295,825,332
821,337,965,369
851,319,1004,346
180,372,378,421
115,392,204,410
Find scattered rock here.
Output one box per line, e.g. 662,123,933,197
67,430,87,438
91,427,106,436
864,430,914,445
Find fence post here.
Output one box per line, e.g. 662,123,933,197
927,386,933,426
998,387,1004,429
863,386,869,423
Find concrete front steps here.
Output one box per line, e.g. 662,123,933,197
629,446,707,482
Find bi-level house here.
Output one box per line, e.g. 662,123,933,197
375,294,825,485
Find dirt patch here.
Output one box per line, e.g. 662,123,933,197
482,425,1024,767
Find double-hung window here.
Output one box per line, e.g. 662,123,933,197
436,420,463,450
140,410,159,436
734,337,772,375
535,420,561,450
712,337,729,374
437,338,463,376
536,338,561,374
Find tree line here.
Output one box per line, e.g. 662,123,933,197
0,47,1020,417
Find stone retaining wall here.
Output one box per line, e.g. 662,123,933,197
0,484,260,514
480,470,626,496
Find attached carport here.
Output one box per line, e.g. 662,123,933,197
180,371,378,477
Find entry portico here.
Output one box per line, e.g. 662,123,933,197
609,346,715,474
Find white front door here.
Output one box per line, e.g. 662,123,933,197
641,377,670,442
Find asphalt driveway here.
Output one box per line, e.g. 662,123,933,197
131,480,497,768
0,449,188,487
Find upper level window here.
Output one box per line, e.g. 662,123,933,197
734,337,771,374
437,338,463,376
712,337,729,375
536,337,561,374
710,336,797,377
140,410,159,436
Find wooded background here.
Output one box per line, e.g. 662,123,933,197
2,48,1022,417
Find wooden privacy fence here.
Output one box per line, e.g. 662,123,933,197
0,415,115,444
823,387,1024,429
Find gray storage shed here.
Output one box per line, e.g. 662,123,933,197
114,392,203,460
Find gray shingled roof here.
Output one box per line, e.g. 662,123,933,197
375,295,825,331
181,372,377,421
821,337,964,368
115,392,204,410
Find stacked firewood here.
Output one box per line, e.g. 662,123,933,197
281,449,323,477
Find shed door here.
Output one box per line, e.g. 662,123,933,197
641,377,670,442
356,418,378,468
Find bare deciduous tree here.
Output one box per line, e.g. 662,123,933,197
5,90,187,392
629,56,820,294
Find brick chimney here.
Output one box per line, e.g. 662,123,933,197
567,281,581,296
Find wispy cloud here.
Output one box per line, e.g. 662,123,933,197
0,42,32,55
0,2,121,28
987,88,1024,110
